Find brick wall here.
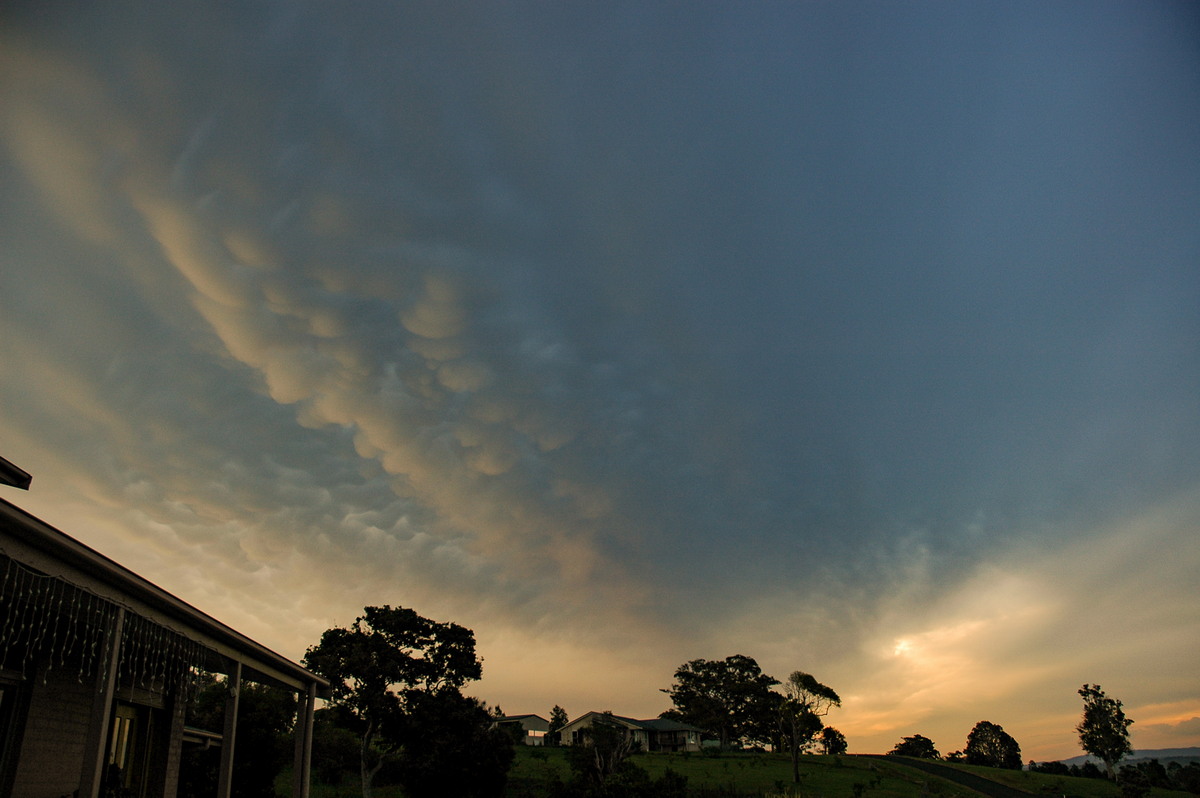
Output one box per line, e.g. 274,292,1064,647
10,669,93,798
151,695,184,798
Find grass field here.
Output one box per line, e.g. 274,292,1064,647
930,759,1193,798
505,748,979,797
505,748,1195,798
283,750,1196,798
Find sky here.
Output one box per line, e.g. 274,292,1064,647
1,0,1198,761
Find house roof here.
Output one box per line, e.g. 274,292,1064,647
495,714,550,732
0,495,328,695
0,456,31,490
635,717,703,732
563,711,702,733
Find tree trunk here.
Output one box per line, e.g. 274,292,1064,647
360,721,379,798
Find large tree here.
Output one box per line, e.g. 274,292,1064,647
889,734,940,759
819,727,848,755
1077,683,1133,779
302,605,509,798
389,689,515,798
777,671,841,783
548,705,569,746
661,655,779,748
964,720,1022,769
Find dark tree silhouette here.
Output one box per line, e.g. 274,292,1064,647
889,734,940,759
661,654,779,748
964,720,1022,769
820,726,848,755
303,605,511,798
548,704,570,746
389,689,514,798
777,671,841,783
1077,684,1133,779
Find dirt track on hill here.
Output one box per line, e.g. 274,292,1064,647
854,755,1034,797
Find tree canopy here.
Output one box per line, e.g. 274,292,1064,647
819,727,848,755
889,734,940,759
548,705,570,745
388,689,514,798
777,671,841,783
661,655,779,748
302,605,511,798
964,721,1022,769
1076,683,1133,779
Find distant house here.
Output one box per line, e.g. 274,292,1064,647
493,714,550,746
558,711,702,753
0,461,328,798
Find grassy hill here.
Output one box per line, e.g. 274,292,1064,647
929,759,1192,798
507,747,977,796
287,749,1196,797
503,748,1195,798
1057,749,1200,769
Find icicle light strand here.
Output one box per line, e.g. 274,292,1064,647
0,552,218,700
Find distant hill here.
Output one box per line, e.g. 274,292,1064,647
1053,748,1200,768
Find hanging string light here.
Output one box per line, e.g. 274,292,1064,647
0,558,15,658
68,589,84,682
42,577,65,682
0,551,225,704
17,567,38,676
80,594,95,682
0,561,18,665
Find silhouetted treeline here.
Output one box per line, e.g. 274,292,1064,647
1029,758,1200,794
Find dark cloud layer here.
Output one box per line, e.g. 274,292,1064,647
2,0,1198,757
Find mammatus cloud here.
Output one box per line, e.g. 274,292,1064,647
0,15,742,652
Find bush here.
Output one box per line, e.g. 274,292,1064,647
390,690,515,798
888,734,940,759
179,677,295,798
550,763,688,798
311,707,360,785
1028,760,1070,776
1167,761,1200,794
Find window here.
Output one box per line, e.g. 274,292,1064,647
106,702,159,798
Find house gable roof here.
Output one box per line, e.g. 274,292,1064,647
496,714,550,731
636,717,703,732
561,711,702,734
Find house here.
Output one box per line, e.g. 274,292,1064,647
493,714,550,746
0,457,328,798
558,711,702,753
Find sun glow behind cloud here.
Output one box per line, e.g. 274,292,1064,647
819,492,1200,758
